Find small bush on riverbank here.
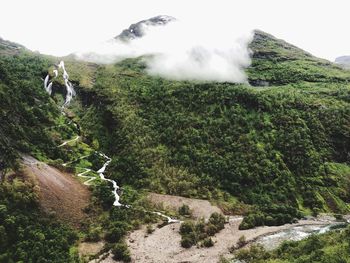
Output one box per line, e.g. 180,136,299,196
146,224,155,234
178,204,191,216
179,213,226,248
201,237,214,247
112,242,131,262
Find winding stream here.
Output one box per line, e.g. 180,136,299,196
58,135,80,147
45,61,178,223
96,153,121,206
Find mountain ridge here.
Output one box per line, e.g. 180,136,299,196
114,15,176,41
1,22,350,263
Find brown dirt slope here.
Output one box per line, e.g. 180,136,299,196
22,155,90,227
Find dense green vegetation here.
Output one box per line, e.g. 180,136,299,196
0,50,61,174
179,212,226,248
76,41,350,228
233,225,350,263
1,30,350,262
248,31,350,85
0,41,86,262
0,173,79,262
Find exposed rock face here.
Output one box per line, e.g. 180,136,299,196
335,56,350,68
114,15,176,41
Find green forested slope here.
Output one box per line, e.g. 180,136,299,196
248,30,350,85
75,32,350,229
0,40,85,262
0,48,61,175
1,30,350,262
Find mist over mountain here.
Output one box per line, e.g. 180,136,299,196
75,15,253,83
335,55,350,68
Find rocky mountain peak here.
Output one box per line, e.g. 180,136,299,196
114,15,176,41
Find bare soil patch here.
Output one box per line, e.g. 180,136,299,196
79,241,105,257
22,155,91,228
147,193,222,219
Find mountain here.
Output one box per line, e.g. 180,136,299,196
335,55,350,68
114,15,176,41
1,27,350,262
248,30,348,85
0,37,24,55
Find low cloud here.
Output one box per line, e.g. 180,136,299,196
75,18,253,83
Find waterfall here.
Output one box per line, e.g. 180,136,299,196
44,63,179,223
43,60,76,107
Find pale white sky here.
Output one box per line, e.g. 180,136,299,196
1,0,349,61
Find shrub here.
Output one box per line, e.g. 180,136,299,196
178,204,191,216
206,223,218,236
85,226,102,242
179,215,227,248
209,213,225,231
112,242,131,262
237,235,247,248
105,223,127,243
181,235,196,248
180,221,195,235
202,237,214,247
146,224,155,234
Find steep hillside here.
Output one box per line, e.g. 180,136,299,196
0,39,99,262
0,45,60,174
22,155,90,227
0,162,80,262
73,31,350,229
1,29,350,262
0,37,25,55
248,30,350,85
0,38,168,262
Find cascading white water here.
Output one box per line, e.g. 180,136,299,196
77,168,95,185
44,74,52,95
62,151,122,206
58,61,76,107
43,60,76,107
96,153,122,206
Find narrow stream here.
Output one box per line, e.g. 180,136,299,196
45,61,178,223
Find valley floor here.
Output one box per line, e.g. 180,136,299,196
119,218,330,263
87,197,337,263
20,155,346,263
